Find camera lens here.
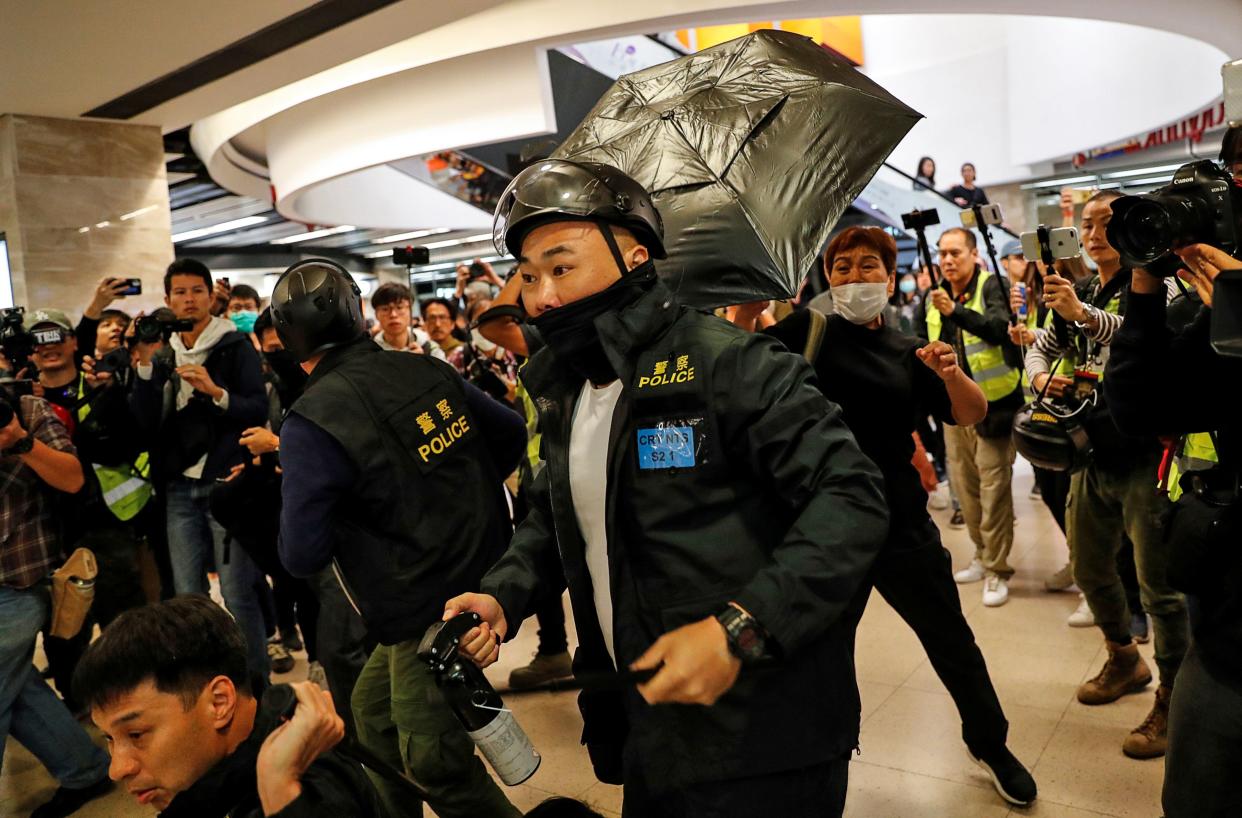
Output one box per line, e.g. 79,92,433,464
1111,198,1172,264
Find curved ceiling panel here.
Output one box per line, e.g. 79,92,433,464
266,45,553,227
189,0,1242,232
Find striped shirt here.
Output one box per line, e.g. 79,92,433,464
1025,275,1179,383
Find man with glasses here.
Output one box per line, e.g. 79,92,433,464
371,283,442,358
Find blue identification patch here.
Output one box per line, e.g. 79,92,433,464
636,424,696,470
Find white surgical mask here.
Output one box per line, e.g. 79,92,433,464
832,282,889,324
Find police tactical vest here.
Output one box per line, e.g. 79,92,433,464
926,270,1020,401
290,342,511,645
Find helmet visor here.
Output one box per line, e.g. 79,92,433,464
492,159,622,256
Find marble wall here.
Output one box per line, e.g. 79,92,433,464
0,114,172,316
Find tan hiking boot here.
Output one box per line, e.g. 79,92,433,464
1077,640,1153,705
1123,686,1172,759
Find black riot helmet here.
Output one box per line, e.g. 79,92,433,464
493,159,666,260
1012,400,1094,473
270,259,366,361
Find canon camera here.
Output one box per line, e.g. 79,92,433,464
1107,160,1242,276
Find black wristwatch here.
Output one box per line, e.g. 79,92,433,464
3,432,34,457
716,603,767,663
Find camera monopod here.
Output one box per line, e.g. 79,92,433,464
901,208,941,286
963,205,1016,324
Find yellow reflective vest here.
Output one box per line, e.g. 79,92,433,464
927,270,1021,401
1167,432,1219,503
76,375,154,521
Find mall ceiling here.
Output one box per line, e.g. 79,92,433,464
4,0,1242,273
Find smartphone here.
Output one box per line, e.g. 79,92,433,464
1021,227,1081,262
959,203,1004,228
220,277,230,287
1224,59,1242,128
119,277,142,296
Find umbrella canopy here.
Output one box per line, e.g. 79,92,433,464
553,29,922,309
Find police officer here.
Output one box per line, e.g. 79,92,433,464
1106,240,1242,818
269,260,527,818
444,160,889,817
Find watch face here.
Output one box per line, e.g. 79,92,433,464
736,628,761,653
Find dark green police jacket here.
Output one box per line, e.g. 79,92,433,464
481,279,889,794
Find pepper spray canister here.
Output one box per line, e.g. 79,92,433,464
418,613,541,785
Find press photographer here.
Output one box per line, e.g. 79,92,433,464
1020,191,1189,759
129,258,271,680
0,382,115,817
1103,127,1242,818
20,308,152,713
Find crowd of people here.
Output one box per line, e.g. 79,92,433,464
0,133,1238,818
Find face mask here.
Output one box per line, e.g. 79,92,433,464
899,277,916,294
230,310,259,334
531,261,657,384
832,282,890,325
263,348,308,404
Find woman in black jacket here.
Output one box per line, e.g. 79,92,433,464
759,226,1038,808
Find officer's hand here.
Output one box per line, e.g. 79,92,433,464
916,341,963,382
1042,274,1086,323
929,289,955,316
631,617,742,706
240,427,280,455
1176,243,1242,308
256,681,344,816
1033,372,1073,399
443,593,508,668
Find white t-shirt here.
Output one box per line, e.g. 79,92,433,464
568,379,624,666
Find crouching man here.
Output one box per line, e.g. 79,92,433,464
73,595,382,816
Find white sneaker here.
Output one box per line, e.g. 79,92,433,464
982,573,1009,607
307,661,329,691
1067,594,1095,627
928,482,950,510
954,558,986,584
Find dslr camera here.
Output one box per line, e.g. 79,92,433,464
0,307,34,374
132,309,195,344
1107,159,1241,276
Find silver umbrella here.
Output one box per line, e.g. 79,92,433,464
553,28,922,309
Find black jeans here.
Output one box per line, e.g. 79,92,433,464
1033,466,1070,534
273,568,320,662
534,594,569,657
845,536,1009,755
1163,643,1242,817
312,567,374,736
622,757,849,818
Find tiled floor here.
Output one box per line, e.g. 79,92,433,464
3,461,1169,817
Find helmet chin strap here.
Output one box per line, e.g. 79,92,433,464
597,222,631,276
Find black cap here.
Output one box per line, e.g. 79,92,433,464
493,159,666,259
270,259,366,361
